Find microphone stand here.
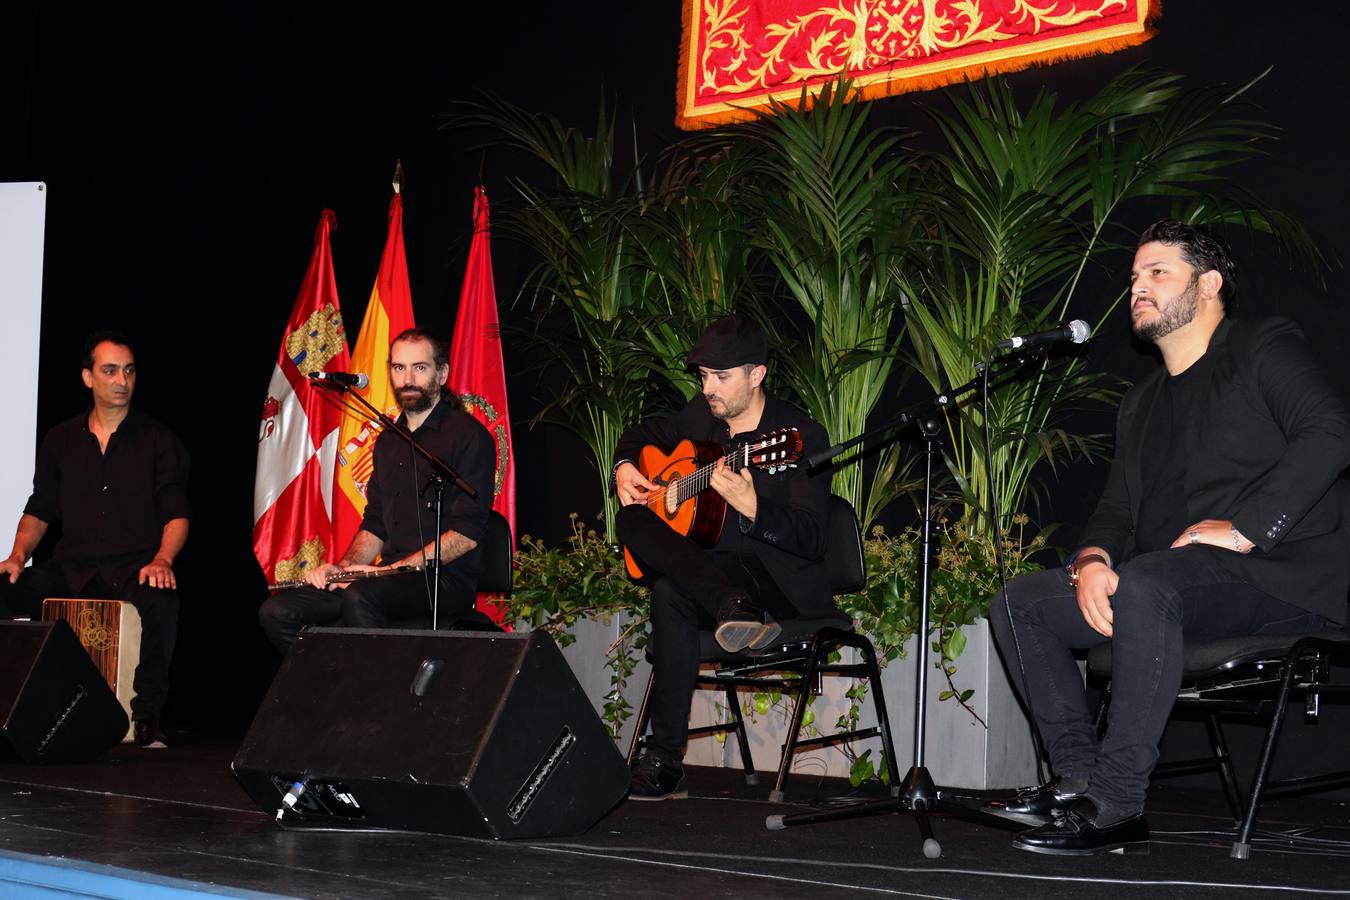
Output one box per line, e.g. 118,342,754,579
316,381,477,629
768,348,1053,856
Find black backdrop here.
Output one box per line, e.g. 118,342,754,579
6,2,1350,726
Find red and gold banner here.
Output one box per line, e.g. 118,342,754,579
678,0,1157,129
448,186,515,626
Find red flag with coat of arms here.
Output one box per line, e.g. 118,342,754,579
448,186,515,623
253,209,352,585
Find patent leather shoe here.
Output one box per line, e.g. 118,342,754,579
985,777,1083,821
1012,799,1149,856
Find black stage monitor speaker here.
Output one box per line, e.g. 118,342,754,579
233,628,629,839
0,620,129,764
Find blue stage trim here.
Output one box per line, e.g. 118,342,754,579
0,849,292,899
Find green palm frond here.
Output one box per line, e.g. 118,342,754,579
902,67,1318,531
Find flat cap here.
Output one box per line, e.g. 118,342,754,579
686,314,768,369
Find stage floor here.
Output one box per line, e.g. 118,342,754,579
1,730,1348,898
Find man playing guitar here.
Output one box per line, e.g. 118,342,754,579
614,315,834,801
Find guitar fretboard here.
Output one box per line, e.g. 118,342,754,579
669,447,748,506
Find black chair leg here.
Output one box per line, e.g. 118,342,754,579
854,633,901,793
722,683,758,785
1203,713,1243,821
1232,647,1302,859
771,636,826,803
1093,685,1112,739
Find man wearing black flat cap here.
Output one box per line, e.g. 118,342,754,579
614,314,834,800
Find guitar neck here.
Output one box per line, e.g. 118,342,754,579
674,447,745,506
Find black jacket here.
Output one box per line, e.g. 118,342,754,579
1078,318,1350,622
614,393,834,615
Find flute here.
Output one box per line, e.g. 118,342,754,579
267,563,427,592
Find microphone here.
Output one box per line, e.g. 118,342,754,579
995,320,1091,352
308,371,370,390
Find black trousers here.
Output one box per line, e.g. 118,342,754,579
257,572,475,653
0,560,179,721
989,547,1325,821
617,504,798,762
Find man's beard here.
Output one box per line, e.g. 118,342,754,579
397,386,436,412
706,394,746,421
1134,277,1200,342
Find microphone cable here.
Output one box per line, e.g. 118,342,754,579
979,361,1049,787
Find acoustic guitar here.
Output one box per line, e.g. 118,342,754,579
621,427,804,579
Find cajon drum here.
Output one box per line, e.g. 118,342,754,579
40,599,141,742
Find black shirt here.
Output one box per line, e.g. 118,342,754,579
360,394,496,591
613,392,834,615
24,408,191,592
1135,353,1214,553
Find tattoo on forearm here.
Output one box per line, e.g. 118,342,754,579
437,531,476,563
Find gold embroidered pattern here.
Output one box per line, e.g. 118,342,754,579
680,0,1150,129
459,392,510,498
285,303,347,377
273,536,326,584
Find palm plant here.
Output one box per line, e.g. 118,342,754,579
619,141,760,402
454,95,659,541
900,68,1319,529
726,80,922,528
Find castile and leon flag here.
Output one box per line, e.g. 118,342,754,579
253,210,352,585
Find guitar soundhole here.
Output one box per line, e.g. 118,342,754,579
663,477,680,517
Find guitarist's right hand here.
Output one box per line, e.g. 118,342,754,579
615,462,658,507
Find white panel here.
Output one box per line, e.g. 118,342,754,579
0,182,45,541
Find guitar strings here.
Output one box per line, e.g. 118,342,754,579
643,448,740,509
639,430,795,511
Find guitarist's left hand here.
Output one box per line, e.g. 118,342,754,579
711,459,757,523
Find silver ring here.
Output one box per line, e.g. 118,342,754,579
1189,530,1200,545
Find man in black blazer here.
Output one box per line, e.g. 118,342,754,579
614,315,833,800
988,220,1350,855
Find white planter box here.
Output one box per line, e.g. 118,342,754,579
552,613,651,753
548,615,1039,791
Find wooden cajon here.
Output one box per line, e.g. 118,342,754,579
40,598,141,742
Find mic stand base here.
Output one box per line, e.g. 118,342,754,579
765,415,1037,858
764,766,1025,857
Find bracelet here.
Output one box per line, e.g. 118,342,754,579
1067,553,1109,586
1231,525,1249,553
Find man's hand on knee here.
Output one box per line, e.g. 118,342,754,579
137,557,177,590
1076,563,1118,637
0,556,23,584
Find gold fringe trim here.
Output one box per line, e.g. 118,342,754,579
676,1,1160,131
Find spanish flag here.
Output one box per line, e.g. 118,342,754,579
331,186,416,555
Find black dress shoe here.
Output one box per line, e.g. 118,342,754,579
628,751,688,801
133,720,169,749
713,601,781,653
1012,799,1149,856
986,777,1084,821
